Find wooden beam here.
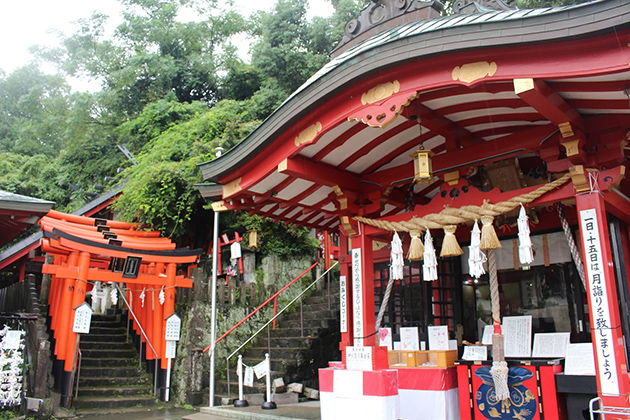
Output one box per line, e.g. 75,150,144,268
514,78,584,130
278,155,363,192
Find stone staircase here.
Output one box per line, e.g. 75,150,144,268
72,314,157,415
216,281,340,402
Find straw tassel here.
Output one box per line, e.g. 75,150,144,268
480,215,502,250
440,225,463,257
407,230,424,261
423,229,438,281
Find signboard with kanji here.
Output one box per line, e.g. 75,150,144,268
164,314,181,341
165,340,177,359
579,208,619,396
73,302,94,334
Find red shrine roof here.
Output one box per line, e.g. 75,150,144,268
198,0,630,231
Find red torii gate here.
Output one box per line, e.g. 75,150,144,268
39,210,201,406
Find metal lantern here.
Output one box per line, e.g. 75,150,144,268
410,149,435,183
248,229,259,249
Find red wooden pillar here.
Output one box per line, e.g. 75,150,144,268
57,252,79,363
350,223,376,347
161,263,176,369
65,251,89,371
575,190,630,408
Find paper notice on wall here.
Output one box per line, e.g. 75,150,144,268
532,332,570,358
564,343,596,376
462,346,488,361
378,328,393,350
254,359,269,379
481,325,493,345
428,325,449,351
244,366,254,387
400,327,420,350
503,315,532,358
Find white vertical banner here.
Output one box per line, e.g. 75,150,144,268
580,208,619,396
352,248,364,346
340,275,348,333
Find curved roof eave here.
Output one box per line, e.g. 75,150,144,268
198,0,630,183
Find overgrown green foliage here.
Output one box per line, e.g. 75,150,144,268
225,212,319,259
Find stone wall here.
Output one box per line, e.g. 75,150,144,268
171,254,317,404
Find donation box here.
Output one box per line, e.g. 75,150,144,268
456,359,565,420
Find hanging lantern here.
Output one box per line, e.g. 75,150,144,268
248,229,259,249
409,118,434,183
410,149,435,183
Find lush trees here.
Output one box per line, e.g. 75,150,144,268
4,0,588,249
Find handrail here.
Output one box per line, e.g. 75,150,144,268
203,261,319,354
227,261,337,361
225,261,338,397
114,284,159,397
74,349,82,400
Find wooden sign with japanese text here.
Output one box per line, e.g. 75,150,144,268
352,249,364,346
580,208,619,396
72,302,93,334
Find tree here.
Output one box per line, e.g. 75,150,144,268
37,0,245,117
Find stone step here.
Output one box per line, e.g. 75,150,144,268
76,385,153,397
283,318,334,329
81,357,138,368
79,365,145,378
80,348,137,359
87,326,127,335
80,333,129,344
73,395,156,410
247,347,304,360
79,340,133,350
261,327,324,338
79,375,151,387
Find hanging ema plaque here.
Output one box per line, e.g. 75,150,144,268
579,208,620,396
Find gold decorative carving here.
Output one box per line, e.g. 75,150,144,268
561,138,581,156
294,122,323,147
332,185,343,196
513,78,534,95
223,177,243,198
338,197,348,210
341,216,357,236
361,80,401,105
452,61,498,84
558,122,574,139
569,165,589,192
278,159,288,173
211,201,228,212
348,91,418,128
444,170,460,186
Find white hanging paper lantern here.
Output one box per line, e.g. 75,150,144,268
390,232,404,280
518,204,534,265
468,220,487,278
423,229,438,281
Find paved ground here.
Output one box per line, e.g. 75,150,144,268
67,401,320,420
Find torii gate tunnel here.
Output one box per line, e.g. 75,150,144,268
39,210,201,406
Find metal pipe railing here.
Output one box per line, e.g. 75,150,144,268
114,284,159,397
74,349,82,400
203,261,319,354
225,262,338,397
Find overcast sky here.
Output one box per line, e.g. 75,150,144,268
0,0,334,90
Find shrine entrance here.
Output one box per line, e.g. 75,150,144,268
39,210,201,407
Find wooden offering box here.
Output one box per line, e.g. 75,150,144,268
388,350,458,368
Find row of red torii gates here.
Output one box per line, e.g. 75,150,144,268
39,209,201,406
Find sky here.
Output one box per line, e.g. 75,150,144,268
0,0,334,90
